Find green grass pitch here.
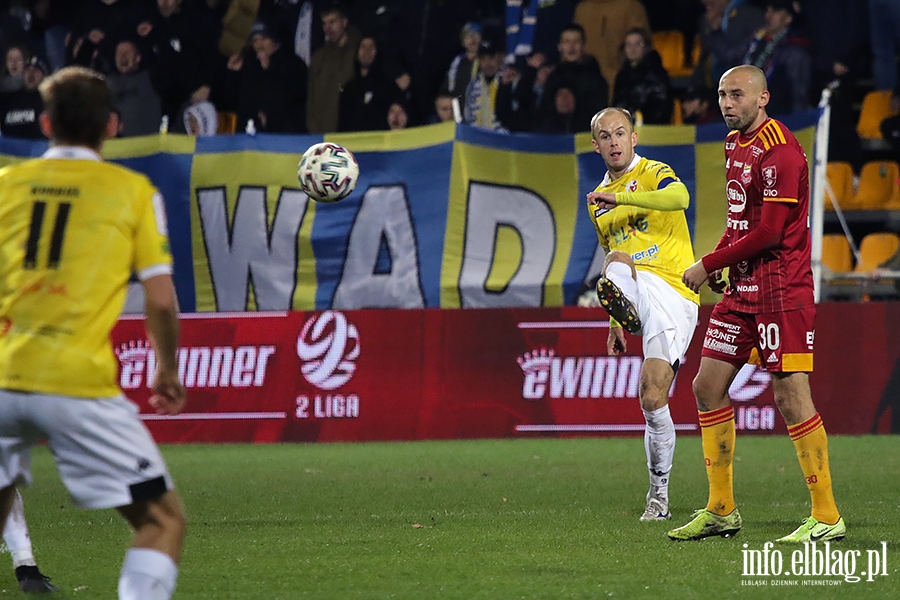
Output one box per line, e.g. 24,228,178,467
6,436,899,599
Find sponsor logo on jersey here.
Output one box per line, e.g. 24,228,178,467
296,311,360,390
117,340,276,389
517,348,668,400
741,163,753,184
594,207,609,218
762,165,777,187
735,284,758,292
736,260,749,274
727,180,747,213
767,352,778,364
751,146,764,157
726,158,731,168
725,142,736,150
631,243,659,262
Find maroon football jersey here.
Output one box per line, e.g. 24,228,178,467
720,118,814,313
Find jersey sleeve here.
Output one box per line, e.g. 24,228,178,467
760,144,804,204
133,186,173,280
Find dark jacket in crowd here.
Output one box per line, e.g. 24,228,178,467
107,69,163,137
613,50,673,125
339,61,402,132
0,88,44,139
143,2,223,120
540,55,609,127
231,44,309,134
743,28,811,117
67,0,154,73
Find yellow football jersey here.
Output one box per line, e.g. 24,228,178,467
589,154,698,304
0,148,172,398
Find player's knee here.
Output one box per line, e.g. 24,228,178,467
692,375,722,411
603,251,634,272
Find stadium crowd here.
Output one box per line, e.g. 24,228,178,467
0,0,889,145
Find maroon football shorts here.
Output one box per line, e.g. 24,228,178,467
700,305,815,372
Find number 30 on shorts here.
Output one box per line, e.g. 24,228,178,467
757,322,780,350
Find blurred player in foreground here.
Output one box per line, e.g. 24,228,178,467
0,66,188,598
587,107,699,521
669,65,844,542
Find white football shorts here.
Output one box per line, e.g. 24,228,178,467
0,391,173,509
616,269,698,367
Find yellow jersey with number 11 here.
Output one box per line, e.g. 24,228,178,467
589,154,698,304
0,147,172,398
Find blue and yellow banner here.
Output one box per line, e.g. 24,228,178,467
0,112,818,312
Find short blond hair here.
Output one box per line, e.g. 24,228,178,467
590,107,634,139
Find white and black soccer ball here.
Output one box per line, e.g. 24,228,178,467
297,142,360,203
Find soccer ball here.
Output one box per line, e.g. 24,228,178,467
297,142,359,203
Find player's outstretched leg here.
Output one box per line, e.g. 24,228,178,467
2,490,58,593
638,358,678,522
597,258,642,334
117,490,185,600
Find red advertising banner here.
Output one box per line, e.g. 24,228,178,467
111,304,900,443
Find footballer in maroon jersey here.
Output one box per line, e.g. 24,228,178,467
668,66,844,544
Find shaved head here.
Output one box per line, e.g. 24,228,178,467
721,65,768,94
718,65,770,133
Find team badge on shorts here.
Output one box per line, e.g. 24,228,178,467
763,165,777,187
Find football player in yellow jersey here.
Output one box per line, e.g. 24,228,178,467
586,107,700,522
0,67,186,599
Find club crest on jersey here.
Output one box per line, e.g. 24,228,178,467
741,163,753,184
627,180,638,192
763,165,777,187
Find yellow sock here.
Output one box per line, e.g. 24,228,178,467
788,413,840,524
699,406,736,515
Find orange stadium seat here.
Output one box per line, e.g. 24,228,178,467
852,161,900,209
824,161,855,211
651,31,693,78
856,90,897,139
854,232,900,273
217,111,237,135
821,234,853,273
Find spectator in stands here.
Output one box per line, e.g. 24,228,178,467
0,56,46,139
504,0,576,68
869,0,900,91
463,33,510,131
67,0,154,74
0,45,27,93
431,90,456,123
613,27,673,125
183,100,218,136
880,88,900,164
681,85,718,124
692,0,764,90
23,0,71,72
306,2,360,133
107,39,163,137
388,0,474,124
387,100,410,130
536,23,608,130
226,21,308,133
339,36,401,132
742,0,810,116
802,0,865,100
444,21,481,104
534,85,585,133
574,0,649,94
139,0,222,130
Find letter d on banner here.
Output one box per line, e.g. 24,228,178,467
458,182,554,307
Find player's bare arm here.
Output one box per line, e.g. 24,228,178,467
143,274,185,415
607,326,626,355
